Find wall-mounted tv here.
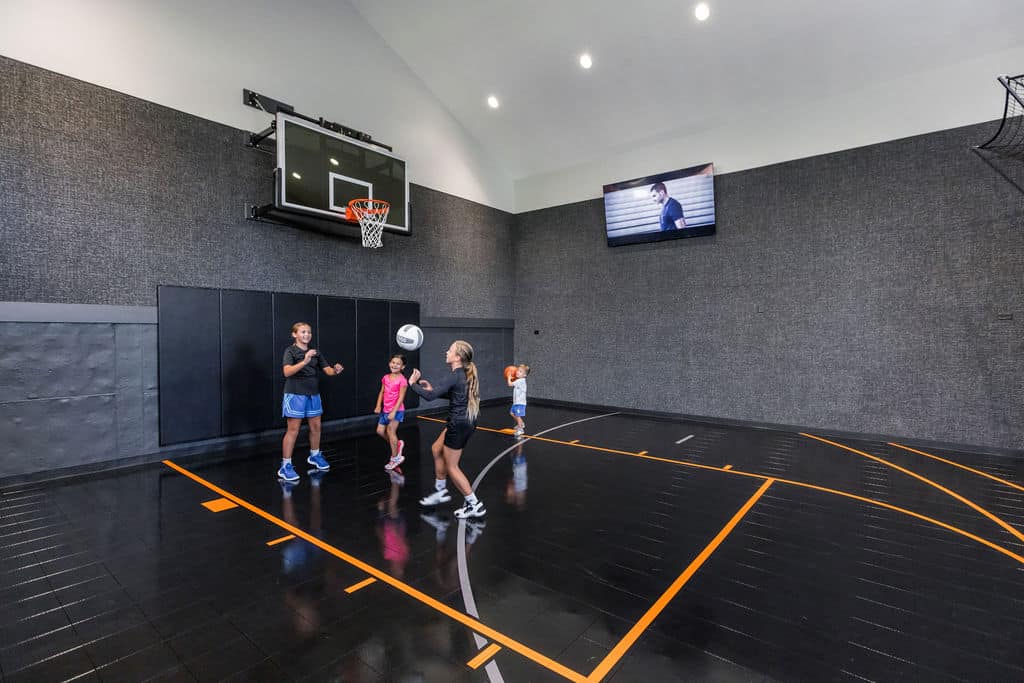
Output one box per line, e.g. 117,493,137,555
603,163,715,246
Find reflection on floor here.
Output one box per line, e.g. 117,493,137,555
2,403,1023,681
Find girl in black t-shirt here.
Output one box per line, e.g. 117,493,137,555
279,322,344,483
408,340,485,518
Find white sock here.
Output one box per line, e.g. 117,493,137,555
435,479,447,492
282,458,292,466
310,449,320,456
465,493,478,506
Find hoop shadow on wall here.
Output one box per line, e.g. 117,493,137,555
158,285,419,446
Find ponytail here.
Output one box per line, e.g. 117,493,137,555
452,340,480,422
464,361,480,422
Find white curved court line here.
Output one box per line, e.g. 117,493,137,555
456,412,620,683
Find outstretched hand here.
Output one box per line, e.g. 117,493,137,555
332,363,344,374
409,369,421,385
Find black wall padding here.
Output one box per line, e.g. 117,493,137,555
158,286,222,445
158,284,419,445
317,297,358,419
356,300,390,414
389,301,421,409
220,289,274,436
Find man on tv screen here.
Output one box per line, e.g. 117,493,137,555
650,182,686,231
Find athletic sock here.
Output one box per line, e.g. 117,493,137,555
465,493,479,506
435,479,447,492
283,458,292,466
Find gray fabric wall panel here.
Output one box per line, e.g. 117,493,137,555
0,395,117,477
0,322,116,399
514,124,1023,450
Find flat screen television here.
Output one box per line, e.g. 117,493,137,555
603,163,715,246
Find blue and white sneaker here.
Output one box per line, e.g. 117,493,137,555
307,452,330,471
277,461,300,482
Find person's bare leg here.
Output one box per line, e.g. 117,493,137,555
443,447,472,496
282,418,302,460
431,429,447,480
308,416,322,452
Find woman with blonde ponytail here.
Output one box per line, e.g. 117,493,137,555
408,340,485,518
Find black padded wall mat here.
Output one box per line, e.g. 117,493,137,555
220,289,274,436
158,285,418,445
158,287,221,445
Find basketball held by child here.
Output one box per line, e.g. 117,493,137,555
504,365,517,382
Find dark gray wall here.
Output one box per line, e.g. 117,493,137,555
513,124,1024,450
0,56,515,316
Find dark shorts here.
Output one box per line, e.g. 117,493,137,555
378,410,405,425
443,419,476,450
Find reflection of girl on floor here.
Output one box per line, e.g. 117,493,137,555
376,470,409,579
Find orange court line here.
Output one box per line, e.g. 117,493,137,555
637,451,648,456
889,442,1024,493
417,416,1024,566
201,497,238,512
266,534,295,546
801,433,1024,545
162,460,587,683
586,479,775,682
467,643,503,670
723,464,733,470
344,577,377,593
569,439,580,444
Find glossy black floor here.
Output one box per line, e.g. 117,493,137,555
2,404,1024,682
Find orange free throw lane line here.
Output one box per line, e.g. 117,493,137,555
587,479,775,682
801,433,1024,545
889,442,1024,493
467,643,502,669
162,460,586,683
423,416,1024,566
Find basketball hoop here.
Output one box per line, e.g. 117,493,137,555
347,198,390,248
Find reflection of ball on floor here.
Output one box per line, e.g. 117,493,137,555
396,324,423,351
504,365,517,382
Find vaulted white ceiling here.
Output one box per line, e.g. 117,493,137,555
350,0,1024,182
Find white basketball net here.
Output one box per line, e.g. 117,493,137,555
349,199,390,248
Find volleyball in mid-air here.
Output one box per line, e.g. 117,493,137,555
396,324,423,351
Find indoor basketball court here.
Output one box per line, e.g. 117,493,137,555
2,2,1024,682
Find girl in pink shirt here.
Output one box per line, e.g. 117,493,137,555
374,354,409,471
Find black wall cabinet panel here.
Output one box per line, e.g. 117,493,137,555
357,299,390,414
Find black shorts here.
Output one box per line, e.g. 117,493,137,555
443,419,476,450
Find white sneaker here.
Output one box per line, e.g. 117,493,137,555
419,488,452,506
513,428,524,438
454,500,486,519
384,454,405,471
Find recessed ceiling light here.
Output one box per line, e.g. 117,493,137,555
487,95,500,109
329,158,339,166
695,3,710,21
579,53,593,69
291,172,302,180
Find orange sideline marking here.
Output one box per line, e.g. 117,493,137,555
569,439,580,444
637,451,648,456
162,460,587,683
468,643,502,669
723,464,733,470
266,534,295,546
415,416,1024,566
201,498,237,512
344,577,377,593
802,433,1024,545
587,479,775,681
889,442,1024,493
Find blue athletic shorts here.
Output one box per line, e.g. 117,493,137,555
378,410,405,425
510,404,526,417
283,393,323,418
